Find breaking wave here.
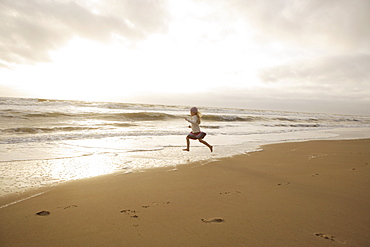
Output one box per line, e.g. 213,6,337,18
272,124,322,128
103,112,178,121
2,126,100,134
202,115,262,122
6,111,270,122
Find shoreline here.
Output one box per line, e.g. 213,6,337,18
1,139,369,246
1,126,370,198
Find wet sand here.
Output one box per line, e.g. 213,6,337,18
1,139,369,247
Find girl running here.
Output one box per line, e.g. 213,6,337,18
182,107,213,152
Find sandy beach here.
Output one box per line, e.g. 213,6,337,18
1,139,369,247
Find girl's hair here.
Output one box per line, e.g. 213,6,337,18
190,107,202,124
190,107,198,113
196,112,202,124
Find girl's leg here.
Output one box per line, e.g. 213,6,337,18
182,137,190,151
199,139,213,152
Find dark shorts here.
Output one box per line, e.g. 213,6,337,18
187,132,206,140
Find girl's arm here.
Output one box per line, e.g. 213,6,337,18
185,116,198,124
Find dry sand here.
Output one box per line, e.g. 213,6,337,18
1,139,369,247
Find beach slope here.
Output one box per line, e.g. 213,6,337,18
1,139,369,247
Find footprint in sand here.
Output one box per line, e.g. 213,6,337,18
315,233,346,244
121,202,171,228
315,233,335,241
277,182,290,186
141,202,170,208
220,191,241,195
121,209,135,213
201,217,225,224
120,209,139,221
36,210,50,216
121,202,170,218
152,201,171,206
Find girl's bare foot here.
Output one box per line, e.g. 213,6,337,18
210,146,213,152
182,149,189,152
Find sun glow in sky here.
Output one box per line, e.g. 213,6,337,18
1,0,370,115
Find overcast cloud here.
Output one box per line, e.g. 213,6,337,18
0,0,369,115
229,0,370,51
0,0,169,65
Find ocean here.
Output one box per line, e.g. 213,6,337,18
1,97,370,198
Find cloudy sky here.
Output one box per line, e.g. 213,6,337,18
1,0,369,115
